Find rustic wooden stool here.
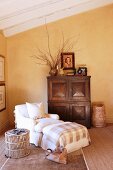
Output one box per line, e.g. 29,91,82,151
5,128,30,158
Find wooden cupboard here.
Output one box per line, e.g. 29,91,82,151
47,76,91,128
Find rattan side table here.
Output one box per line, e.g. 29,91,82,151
5,128,30,158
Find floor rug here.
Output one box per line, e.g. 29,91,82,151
1,145,87,170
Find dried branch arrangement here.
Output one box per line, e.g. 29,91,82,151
31,24,78,72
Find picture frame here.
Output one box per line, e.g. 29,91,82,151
76,67,87,76
0,55,5,81
0,84,6,111
61,52,75,70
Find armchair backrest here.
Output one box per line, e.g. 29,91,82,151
15,104,29,118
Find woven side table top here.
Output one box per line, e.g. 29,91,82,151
6,128,29,136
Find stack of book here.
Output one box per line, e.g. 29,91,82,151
65,69,75,76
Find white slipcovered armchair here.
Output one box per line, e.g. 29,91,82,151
14,103,59,146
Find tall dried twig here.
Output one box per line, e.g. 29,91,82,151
31,24,78,69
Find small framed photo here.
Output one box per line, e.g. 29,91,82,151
0,84,6,111
61,52,75,70
0,55,5,81
76,67,87,76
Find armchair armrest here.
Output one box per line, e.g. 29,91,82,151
14,110,36,131
48,114,59,120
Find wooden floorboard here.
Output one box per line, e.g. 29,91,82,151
83,125,113,170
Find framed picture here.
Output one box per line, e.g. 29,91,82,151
61,52,75,70
0,55,5,81
76,67,87,76
0,85,6,111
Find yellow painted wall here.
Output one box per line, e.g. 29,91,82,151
0,32,9,132
7,4,113,125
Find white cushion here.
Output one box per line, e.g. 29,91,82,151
26,102,45,119
34,118,63,132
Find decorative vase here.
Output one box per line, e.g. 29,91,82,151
59,68,64,75
49,68,57,76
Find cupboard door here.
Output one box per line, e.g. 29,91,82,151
48,103,70,121
70,102,91,128
69,78,90,101
48,79,68,101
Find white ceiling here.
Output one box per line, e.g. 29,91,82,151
0,0,113,37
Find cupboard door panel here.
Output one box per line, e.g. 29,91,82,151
48,79,68,101
69,79,90,101
48,103,70,121
70,102,91,128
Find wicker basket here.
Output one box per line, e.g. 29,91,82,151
5,129,30,158
92,104,106,127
